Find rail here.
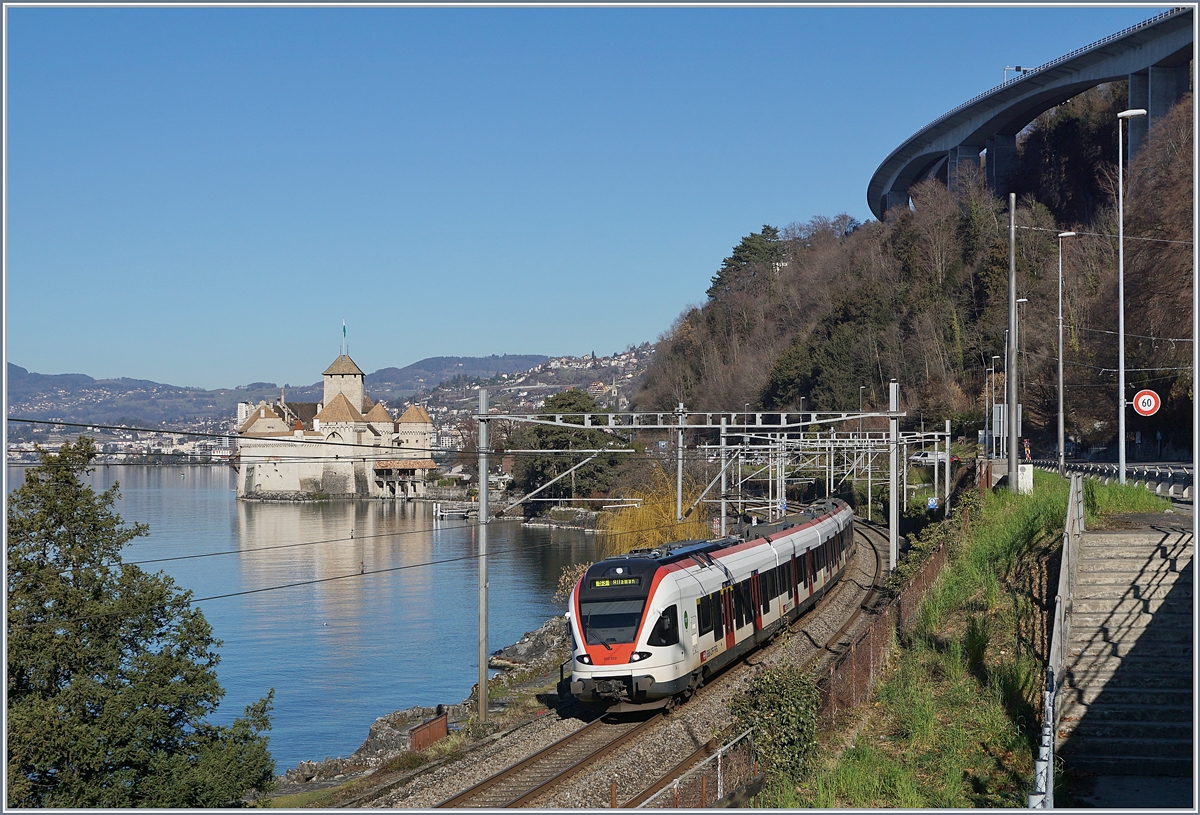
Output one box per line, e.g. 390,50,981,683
1029,472,1085,808
435,714,656,807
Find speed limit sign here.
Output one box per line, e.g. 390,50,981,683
1133,389,1161,417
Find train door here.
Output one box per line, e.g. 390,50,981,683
722,587,736,650
805,549,814,596
750,571,762,632
787,554,796,612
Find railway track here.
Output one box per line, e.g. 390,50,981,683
816,522,886,661
599,525,887,808
436,713,660,808
404,525,888,810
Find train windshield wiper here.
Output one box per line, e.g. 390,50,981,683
584,613,612,650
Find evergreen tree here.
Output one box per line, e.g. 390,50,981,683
706,224,783,299
6,438,276,807
509,390,627,510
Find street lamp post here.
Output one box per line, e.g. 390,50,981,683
1057,231,1077,475
986,365,994,459
1015,299,1028,468
1003,330,1010,466
991,355,1000,458
1117,108,1146,484
1016,297,1028,395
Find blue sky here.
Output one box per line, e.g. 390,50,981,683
5,5,1170,390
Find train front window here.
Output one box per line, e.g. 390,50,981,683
579,599,646,647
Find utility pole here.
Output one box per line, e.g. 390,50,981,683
676,403,685,522
866,442,873,523
933,431,940,507
945,419,952,512
720,418,727,537
888,380,899,570
477,388,490,723
1008,193,1020,493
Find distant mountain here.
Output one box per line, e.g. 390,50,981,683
6,363,307,429
5,355,549,429
366,355,549,393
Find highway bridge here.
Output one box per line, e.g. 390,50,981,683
868,7,1193,219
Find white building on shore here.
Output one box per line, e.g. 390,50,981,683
236,354,435,500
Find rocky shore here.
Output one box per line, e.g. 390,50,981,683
520,507,599,530
275,616,570,789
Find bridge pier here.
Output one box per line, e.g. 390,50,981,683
882,189,910,214
946,144,981,193
1126,63,1189,162
985,134,1018,198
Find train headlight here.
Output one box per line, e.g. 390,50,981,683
628,651,652,663
576,654,593,665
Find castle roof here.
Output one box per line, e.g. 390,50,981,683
365,402,393,423
398,404,433,424
315,392,366,424
323,355,365,376
240,404,287,434
280,401,320,429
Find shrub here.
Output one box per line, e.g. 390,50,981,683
729,666,819,779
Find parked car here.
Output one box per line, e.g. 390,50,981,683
909,451,961,466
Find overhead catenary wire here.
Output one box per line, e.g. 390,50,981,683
1066,325,1193,343
10,514,754,630
9,417,909,468
1015,224,1194,246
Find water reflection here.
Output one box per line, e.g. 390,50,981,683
6,465,600,770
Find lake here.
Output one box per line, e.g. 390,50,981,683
6,464,600,772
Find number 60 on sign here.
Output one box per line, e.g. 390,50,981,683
1133,389,1161,417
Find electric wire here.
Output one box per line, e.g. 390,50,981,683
1067,325,1193,343
1015,224,1194,245
9,516,746,630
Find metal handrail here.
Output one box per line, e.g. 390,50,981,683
1029,472,1084,808
1029,459,1193,490
636,728,754,808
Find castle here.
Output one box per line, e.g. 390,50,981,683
235,353,435,499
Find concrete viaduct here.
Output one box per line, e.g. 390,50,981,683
868,7,1193,220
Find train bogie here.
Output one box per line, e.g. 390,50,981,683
567,499,855,710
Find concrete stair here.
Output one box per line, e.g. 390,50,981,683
1057,525,1193,778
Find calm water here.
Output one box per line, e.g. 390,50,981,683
6,465,599,772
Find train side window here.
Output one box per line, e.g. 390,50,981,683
737,580,751,626
760,573,771,614
647,604,680,646
713,593,724,639
697,596,713,636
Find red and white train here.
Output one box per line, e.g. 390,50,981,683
567,498,855,710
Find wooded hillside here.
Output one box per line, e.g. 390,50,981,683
634,86,1192,455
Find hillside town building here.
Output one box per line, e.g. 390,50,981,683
235,354,435,499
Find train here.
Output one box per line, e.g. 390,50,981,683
567,498,855,711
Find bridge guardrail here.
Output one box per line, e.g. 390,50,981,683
893,7,1187,151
